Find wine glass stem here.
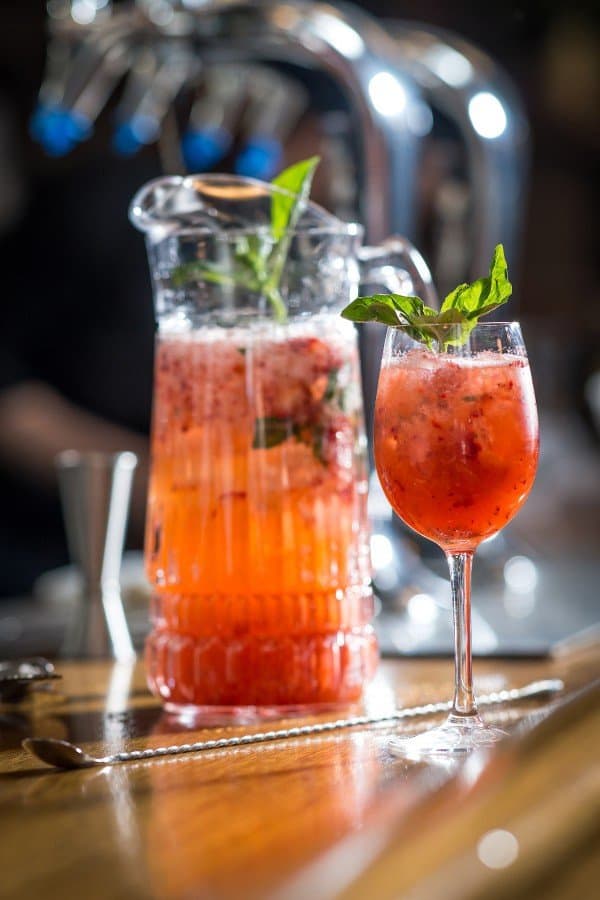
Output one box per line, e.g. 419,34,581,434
446,551,477,718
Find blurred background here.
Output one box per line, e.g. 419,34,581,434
0,0,598,657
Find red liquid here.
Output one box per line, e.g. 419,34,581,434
145,319,377,712
374,350,539,551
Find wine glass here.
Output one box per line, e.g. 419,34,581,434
374,322,539,755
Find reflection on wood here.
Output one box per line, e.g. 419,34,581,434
0,645,598,900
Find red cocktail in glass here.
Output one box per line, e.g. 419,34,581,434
374,322,539,754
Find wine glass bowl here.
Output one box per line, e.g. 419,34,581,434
374,322,539,755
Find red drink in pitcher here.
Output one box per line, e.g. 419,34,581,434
145,317,377,712
130,168,429,716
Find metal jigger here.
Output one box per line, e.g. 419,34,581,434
55,451,138,662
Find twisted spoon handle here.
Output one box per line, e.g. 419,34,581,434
102,679,564,764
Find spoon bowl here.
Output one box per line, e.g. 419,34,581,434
22,738,100,769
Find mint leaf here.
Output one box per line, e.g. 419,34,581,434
410,308,473,348
271,156,320,241
340,244,512,350
341,293,428,327
323,367,352,413
252,416,327,465
341,296,401,327
342,293,441,347
234,234,268,271
171,261,243,289
309,423,327,466
252,417,291,449
266,156,320,298
441,244,511,319
324,368,339,403
173,236,270,291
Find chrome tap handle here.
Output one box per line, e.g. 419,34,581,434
35,0,426,239
113,43,199,157
181,64,248,169
235,67,308,179
56,451,137,662
390,22,529,290
33,10,136,154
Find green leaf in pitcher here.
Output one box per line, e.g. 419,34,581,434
270,156,320,241
171,261,243,289
170,157,320,324
252,417,291,450
341,244,512,350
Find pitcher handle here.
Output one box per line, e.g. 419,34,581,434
357,235,438,309
354,237,437,469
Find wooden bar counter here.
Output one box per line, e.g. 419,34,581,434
1,643,598,900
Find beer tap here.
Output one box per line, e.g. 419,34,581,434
32,4,137,154
235,66,308,180
112,44,200,158
390,22,529,292
33,0,424,240
181,64,247,171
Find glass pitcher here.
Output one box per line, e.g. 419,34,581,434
130,174,435,718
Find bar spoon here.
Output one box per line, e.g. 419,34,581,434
22,679,563,770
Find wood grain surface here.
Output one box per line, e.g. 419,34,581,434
1,644,598,900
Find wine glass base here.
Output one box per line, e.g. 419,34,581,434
387,713,507,759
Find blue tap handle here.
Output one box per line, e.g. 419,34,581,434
234,137,283,180
181,126,231,171
30,105,92,156
112,114,160,156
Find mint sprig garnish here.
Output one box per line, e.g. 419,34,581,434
341,244,512,349
171,156,320,324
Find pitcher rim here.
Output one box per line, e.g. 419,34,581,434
129,173,364,239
